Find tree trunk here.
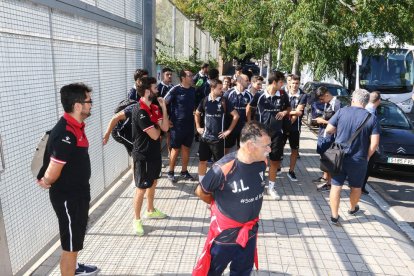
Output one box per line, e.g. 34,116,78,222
276,29,284,70
292,47,300,75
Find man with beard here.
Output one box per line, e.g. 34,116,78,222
36,83,98,276
131,77,170,236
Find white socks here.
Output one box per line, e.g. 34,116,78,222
269,181,275,189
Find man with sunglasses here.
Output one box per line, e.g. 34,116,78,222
36,83,97,276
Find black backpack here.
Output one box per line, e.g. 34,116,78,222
111,99,136,154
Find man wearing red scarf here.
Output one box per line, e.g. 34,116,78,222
193,121,271,276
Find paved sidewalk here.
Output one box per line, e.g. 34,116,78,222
31,128,414,275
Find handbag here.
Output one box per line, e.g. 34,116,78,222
320,113,371,175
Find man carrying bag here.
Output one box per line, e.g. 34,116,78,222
324,89,380,226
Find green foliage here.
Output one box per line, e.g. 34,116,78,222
172,0,414,80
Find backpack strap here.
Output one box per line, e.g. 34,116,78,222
345,113,372,146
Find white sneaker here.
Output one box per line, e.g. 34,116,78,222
267,186,281,200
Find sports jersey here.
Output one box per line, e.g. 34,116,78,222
200,151,267,223
128,86,138,101
288,91,307,131
223,87,252,133
249,90,290,135
197,95,233,142
157,82,174,98
38,113,91,201
164,84,195,124
131,98,163,161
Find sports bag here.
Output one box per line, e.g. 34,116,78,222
320,113,371,175
31,131,50,178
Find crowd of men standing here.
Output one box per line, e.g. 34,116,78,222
35,61,380,276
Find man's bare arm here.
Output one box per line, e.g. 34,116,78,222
195,185,213,204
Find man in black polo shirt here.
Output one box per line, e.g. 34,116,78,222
37,83,97,276
131,77,170,236
195,79,239,183
246,71,291,200
164,69,196,183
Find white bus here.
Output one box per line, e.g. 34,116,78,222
355,34,414,113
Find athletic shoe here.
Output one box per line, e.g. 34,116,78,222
361,188,369,195
133,219,144,236
287,171,298,182
75,263,98,275
277,167,281,172
348,205,360,215
145,208,167,219
180,171,195,181
317,183,331,192
312,177,326,184
167,171,177,183
330,215,340,226
297,153,301,159
267,186,281,200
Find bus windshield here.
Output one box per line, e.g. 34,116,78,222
359,48,414,94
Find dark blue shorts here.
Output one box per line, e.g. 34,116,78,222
170,124,194,148
331,158,368,188
208,235,256,276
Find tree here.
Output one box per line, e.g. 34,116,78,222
172,0,414,81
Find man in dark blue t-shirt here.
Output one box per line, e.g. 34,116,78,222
194,121,270,276
164,69,196,182
157,67,174,98
127,69,148,101
195,79,239,184
246,71,291,201
325,89,380,225
223,74,252,152
283,75,307,182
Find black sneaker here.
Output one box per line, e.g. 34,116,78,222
317,183,331,192
312,177,326,184
277,167,281,172
287,171,298,182
330,216,340,226
180,171,195,181
361,188,369,195
167,171,177,183
75,263,98,275
348,205,360,215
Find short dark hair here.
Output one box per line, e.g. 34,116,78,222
179,69,192,81
243,70,253,81
316,86,330,98
162,67,172,74
251,76,264,83
137,77,157,97
208,68,219,80
223,76,232,83
267,71,285,85
369,91,381,103
240,121,269,144
291,74,300,81
210,79,223,89
60,83,92,113
134,69,149,81
235,65,243,71
201,63,209,69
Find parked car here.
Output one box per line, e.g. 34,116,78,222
302,81,349,126
371,100,414,172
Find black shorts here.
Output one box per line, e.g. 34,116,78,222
170,125,194,148
198,139,225,161
269,133,285,161
134,158,161,189
50,197,89,252
225,129,241,149
283,131,300,150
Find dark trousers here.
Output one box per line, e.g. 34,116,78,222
208,235,256,276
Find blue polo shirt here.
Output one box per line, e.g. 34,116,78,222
197,95,233,142
329,106,380,161
288,91,308,132
201,151,266,223
128,86,138,101
164,84,195,125
223,87,252,133
157,82,174,98
317,96,342,137
249,90,290,135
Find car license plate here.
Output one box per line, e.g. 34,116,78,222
387,157,414,165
